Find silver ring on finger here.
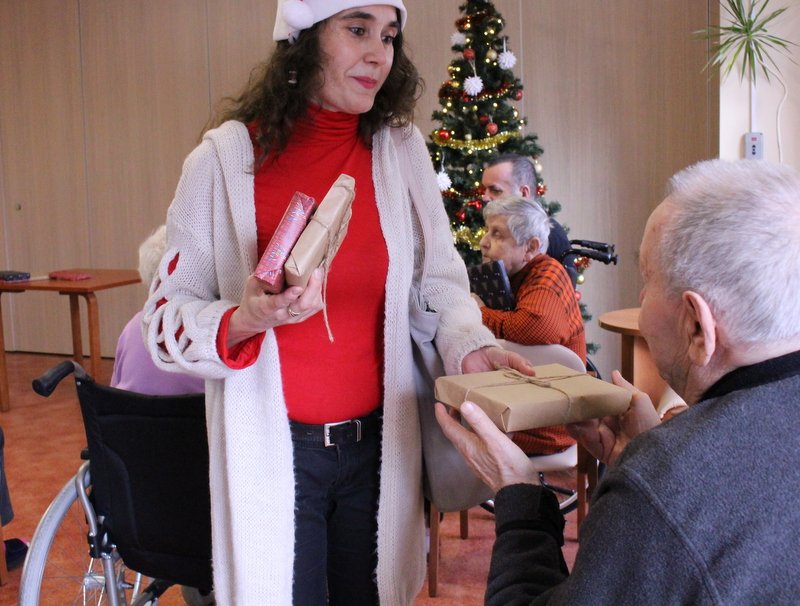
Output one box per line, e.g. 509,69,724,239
287,306,301,318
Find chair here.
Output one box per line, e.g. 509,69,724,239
20,361,212,604
427,341,599,597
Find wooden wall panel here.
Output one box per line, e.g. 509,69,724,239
518,0,718,378
206,0,278,109
0,0,719,379
0,0,90,354
80,0,212,355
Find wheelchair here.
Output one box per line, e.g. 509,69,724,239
19,361,212,606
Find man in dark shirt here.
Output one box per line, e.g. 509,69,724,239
481,154,573,272
439,158,800,604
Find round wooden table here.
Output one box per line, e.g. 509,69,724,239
598,307,668,405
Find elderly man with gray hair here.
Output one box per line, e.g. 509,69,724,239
440,159,800,604
477,196,586,457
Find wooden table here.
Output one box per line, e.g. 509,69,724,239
598,307,669,405
0,268,140,411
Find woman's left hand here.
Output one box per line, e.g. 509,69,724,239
461,346,534,376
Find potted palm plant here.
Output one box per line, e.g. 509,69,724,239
699,0,795,159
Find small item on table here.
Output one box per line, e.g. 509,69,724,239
284,173,355,288
253,191,316,293
434,363,632,432
0,270,31,282
48,270,92,281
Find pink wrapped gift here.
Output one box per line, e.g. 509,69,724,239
253,191,316,293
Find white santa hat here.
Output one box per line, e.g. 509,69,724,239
273,0,407,42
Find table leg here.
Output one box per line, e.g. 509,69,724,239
428,501,439,597
0,294,9,412
618,333,668,406
619,334,634,382
68,294,84,368
82,293,101,380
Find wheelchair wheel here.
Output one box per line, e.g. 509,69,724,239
19,463,150,606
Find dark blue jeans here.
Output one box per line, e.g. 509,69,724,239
291,428,381,606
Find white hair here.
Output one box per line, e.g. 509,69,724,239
660,159,800,343
137,225,167,286
483,195,550,255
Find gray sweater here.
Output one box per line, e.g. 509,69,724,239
487,350,800,605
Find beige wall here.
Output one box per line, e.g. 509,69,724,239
719,2,800,166
0,0,718,380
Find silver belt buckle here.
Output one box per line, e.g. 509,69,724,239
323,419,361,447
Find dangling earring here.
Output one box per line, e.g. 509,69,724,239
288,70,298,86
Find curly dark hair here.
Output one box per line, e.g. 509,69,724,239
209,16,422,168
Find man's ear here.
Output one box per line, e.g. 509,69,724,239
682,291,716,367
519,184,531,198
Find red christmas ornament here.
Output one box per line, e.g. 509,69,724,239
486,122,498,136
514,90,524,100
467,199,483,209
438,129,451,141
536,184,547,196
463,48,476,61
455,209,467,222
479,114,490,125
575,290,582,301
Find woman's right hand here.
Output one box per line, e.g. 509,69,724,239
227,267,325,347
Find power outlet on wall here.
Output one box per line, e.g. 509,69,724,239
744,132,764,160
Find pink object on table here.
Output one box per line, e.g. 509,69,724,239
253,191,316,293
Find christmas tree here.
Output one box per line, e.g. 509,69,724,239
428,0,598,352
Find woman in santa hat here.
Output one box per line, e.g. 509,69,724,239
143,2,527,604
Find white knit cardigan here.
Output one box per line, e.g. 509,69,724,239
142,120,496,605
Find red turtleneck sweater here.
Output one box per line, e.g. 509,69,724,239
219,109,388,424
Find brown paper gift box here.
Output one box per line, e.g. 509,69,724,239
285,173,355,288
434,363,632,432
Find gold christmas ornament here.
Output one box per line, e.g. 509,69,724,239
431,129,521,151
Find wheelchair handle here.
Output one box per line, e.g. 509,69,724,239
579,249,618,265
32,360,89,397
569,239,615,253
565,248,619,265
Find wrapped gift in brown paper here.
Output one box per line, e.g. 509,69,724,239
434,363,632,432
285,173,355,288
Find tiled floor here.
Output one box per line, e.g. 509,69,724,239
0,352,579,605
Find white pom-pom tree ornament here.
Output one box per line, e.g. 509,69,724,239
498,38,517,70
437,169,452,191
463,60,484,96
451,31,467,47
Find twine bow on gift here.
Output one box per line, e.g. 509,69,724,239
463,368,578,424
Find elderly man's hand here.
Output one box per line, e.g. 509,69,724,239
435,401,538,493
566,371,661,467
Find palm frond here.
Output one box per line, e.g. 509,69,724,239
695,0,795,84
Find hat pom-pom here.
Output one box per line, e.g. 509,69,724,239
282,0,315,31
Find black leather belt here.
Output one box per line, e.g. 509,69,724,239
289,409,382,447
